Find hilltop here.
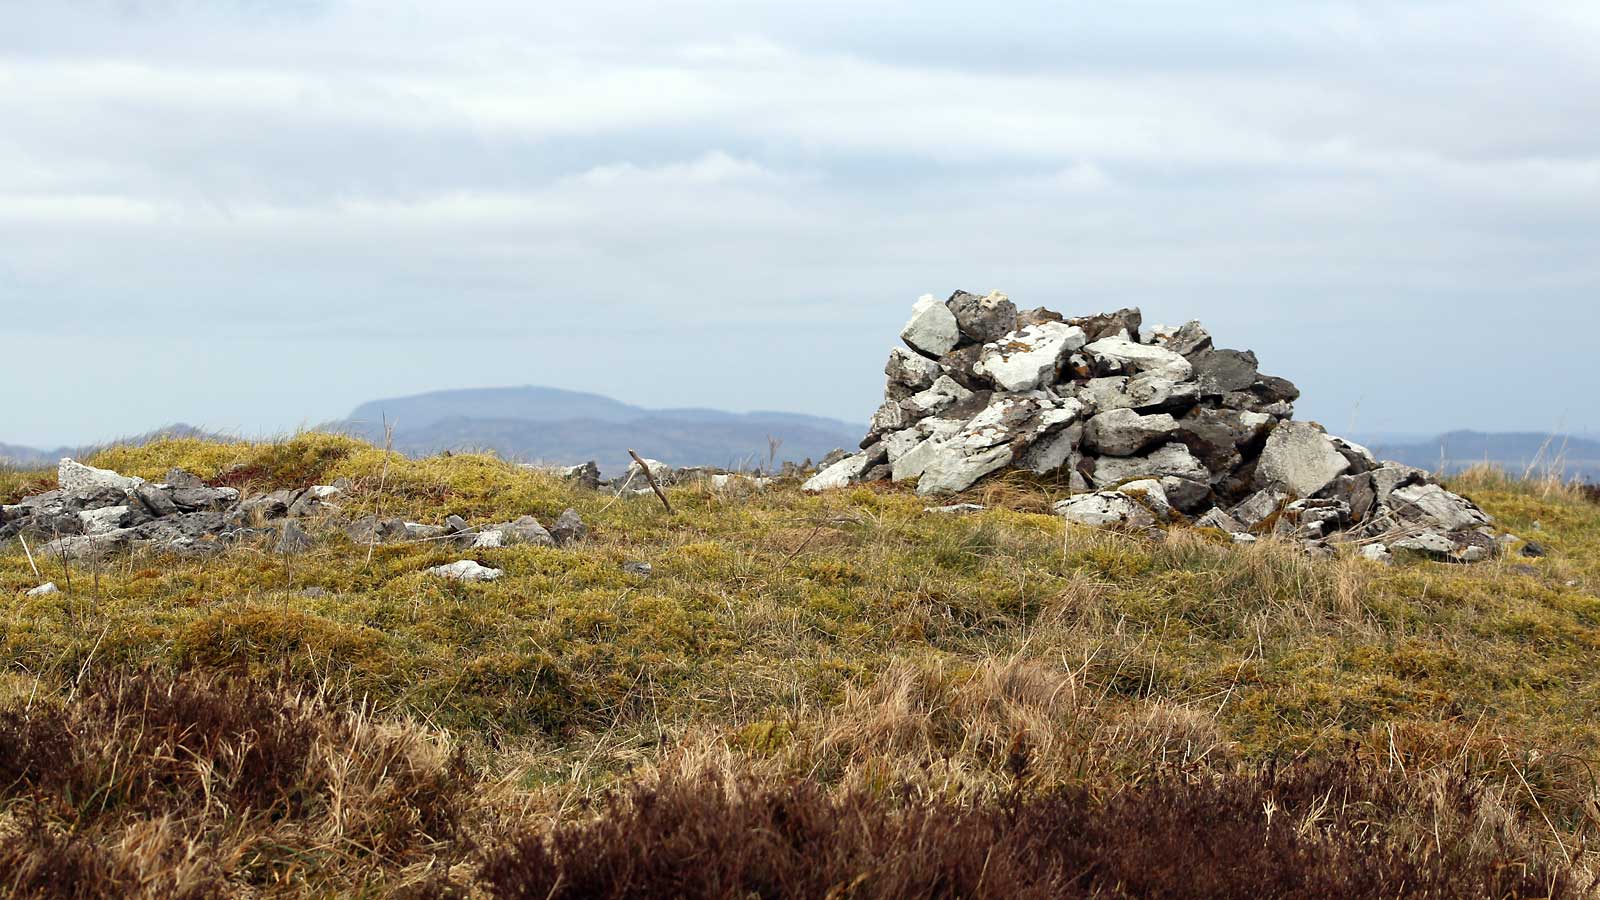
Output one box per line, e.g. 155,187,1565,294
3,433,1600,896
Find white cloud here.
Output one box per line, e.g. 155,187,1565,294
0,1,1597,445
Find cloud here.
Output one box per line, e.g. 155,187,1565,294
0,1,1597,445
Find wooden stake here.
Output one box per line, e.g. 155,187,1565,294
627,450,674,514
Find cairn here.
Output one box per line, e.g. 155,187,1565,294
806,291,1499,563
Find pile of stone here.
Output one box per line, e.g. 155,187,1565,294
805,292,1500,563
1,458,587,564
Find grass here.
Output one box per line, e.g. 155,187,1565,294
3,435,1600,896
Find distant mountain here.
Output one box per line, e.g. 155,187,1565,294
1364,431,1600,482
329,386,863,474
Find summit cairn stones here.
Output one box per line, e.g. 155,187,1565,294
806,290,1503,561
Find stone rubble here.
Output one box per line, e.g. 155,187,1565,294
0,458,588,567
805,291,1503,562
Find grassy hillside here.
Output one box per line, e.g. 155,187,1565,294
3,435,1600,897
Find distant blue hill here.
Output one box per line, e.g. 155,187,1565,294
1362,431,1600,482
329,386,861,474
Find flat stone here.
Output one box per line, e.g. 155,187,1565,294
1082,337,1193,381
1084,409,1179,457
1189,349,1259,395
901,293,961,358
58,458,144,496
498,515,555,547
79,506,132,535
427,560,503,582
1391,530,1455,557
946,290,1019,344
1389,484,1490,532
1092,442,1209,488
1254,422,1350,498
25,582,59,597
803,453,871,492
1054,491,1156,528
973,322,1087,392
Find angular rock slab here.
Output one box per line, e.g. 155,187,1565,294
58,458,144,496
1054,491,1156,528
900,294,961,358
1254,422,1350,498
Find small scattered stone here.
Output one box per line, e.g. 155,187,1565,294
924,503,986,514
276,519,314,555
622,560,653,577
1521,541,1547,559
26,582,59,597
427,560,503,582
551,508,588,546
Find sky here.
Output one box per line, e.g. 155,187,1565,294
3,0,1598,447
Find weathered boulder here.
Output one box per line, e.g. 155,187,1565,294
901,294,961,358
1084,409,1179,457
551,508,588,546
1189,349,1260,395
1254,422,1350,498
947,290,1019,344
885,347,943,394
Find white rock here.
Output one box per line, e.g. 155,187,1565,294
803,453,870,492
26,582,59,596
1054,491,1156,528
1232,532,1259,544
917,444,1013,495
1083,338,1193,381
58,458,144,495
902,376,974,418
1391,531,1455,557
1389,483,1490,532
625,457,673,483
1254,422,1350,498
900,294,960,358
1092,443,1209,487
471,529,505,549
1021,423,1083,476
924,503,986,514
711,473,770,492
1082,374,1199,413
972,322,1087,392
1117,479,1172,519
79,506,131,535
1359,544,1394,565
1083,409,1179,457
883,429,926,464
427,560,503,582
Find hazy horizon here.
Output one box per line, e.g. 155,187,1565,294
5,2,1599,446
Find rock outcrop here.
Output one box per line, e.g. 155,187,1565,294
806,291,1500,562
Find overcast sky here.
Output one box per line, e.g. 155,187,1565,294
3,1,1598,447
